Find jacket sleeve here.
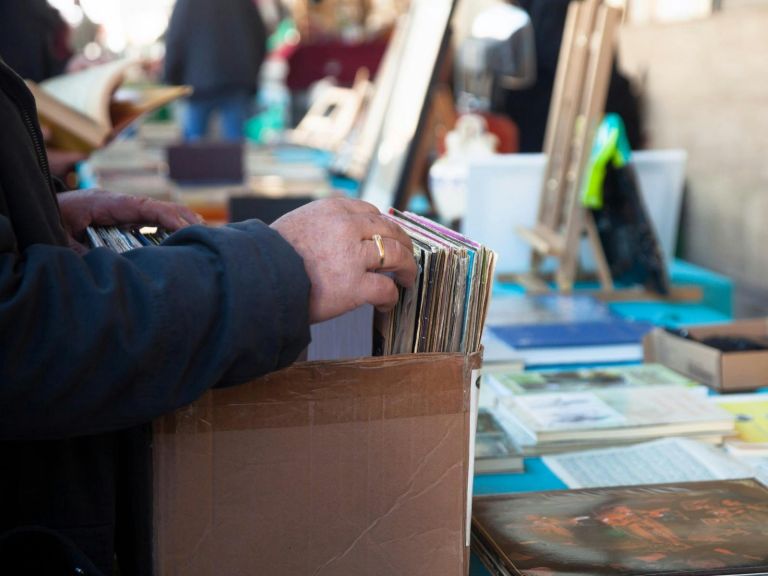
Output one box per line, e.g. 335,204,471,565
0,216,311,441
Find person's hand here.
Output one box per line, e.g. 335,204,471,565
270,198,418,324
57,189,204,250
47,148,87,179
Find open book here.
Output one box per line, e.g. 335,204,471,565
25,58,191,153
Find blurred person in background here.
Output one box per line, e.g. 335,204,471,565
0,0,72,83
0,0,85,177
163,0,268,141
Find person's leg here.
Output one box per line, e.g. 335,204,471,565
183,98,214,141
217,91,253,141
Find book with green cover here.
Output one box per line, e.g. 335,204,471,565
486,363,698,397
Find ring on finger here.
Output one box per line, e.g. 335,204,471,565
372,233,385,268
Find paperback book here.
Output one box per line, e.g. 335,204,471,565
475,408,524,475
713,394,768,471
495,385,735,454
485,363,698,398
542,437,753,489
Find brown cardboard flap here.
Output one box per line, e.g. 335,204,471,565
687,318,768,339
153,352,480,576
162,352,482,431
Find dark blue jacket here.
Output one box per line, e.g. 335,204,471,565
0,58,310,574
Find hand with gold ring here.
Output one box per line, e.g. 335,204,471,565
271,198,417,323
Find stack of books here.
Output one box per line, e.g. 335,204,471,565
484,365,735,456
482,294,654,367
475,409,524,475
81,140,172,200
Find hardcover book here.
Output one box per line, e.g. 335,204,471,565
472,478,768,576
482,294,653,366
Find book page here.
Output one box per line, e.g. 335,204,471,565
110,85,192,133
513,391,627,431
39,58,136,128
26,81,106,150
543,437,753,488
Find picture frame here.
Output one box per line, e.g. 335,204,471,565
358,0,457,211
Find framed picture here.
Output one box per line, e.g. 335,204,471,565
330,13,410,181
358,0,457,211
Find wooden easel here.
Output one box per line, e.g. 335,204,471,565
513,0,701,303
517,0,623,294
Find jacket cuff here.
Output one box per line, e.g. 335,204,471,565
227,220,312,375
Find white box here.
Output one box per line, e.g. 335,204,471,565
461,150,687,275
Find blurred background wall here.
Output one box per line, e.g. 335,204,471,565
619,0,768,309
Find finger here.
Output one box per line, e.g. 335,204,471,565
331,197,382,215
174,205,206,226
354,213,414,251
144,201,204,231
363,236,418,287
100,197,202,231
358,272,400,312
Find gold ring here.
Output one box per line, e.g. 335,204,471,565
372,234,385,267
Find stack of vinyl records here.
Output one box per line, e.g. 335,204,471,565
86,226,170,253
374,210,497,355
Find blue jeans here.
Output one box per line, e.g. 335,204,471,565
183,91,253,141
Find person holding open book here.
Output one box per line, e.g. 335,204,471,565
0,56,417,575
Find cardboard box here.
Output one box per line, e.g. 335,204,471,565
153,351,481,576
643,319,768,392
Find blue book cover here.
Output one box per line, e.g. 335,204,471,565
489,318,655,349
